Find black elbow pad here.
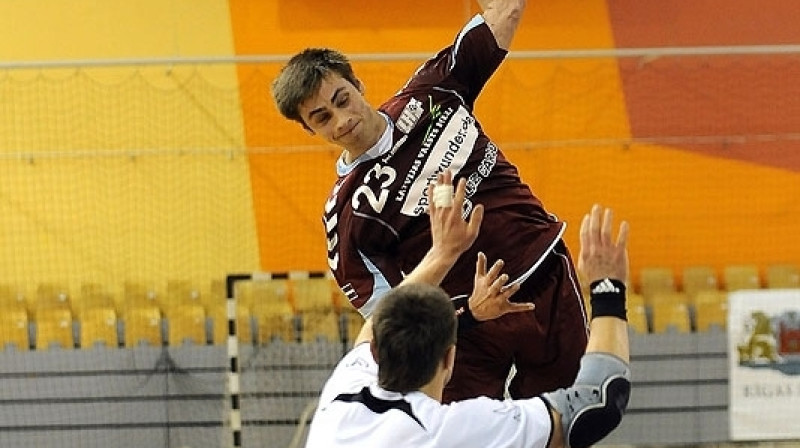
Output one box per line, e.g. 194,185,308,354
542,353,631,448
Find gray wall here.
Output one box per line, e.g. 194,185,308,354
0,330,749,447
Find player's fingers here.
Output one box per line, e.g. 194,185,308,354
453,176,467,207
616,220,630,250
489,273,510,293
499,280,521,296
475,252,487,277
579,213,590,253
601,207,613,246
589,204,602,245
467,203,484,237
485,258,505,281
426,183,437,215
504,301,534,314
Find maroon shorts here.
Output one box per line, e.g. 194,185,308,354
442,241,589,402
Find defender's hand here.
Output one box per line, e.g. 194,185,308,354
426,170,484,260
578,204,630,285
468,252,529,321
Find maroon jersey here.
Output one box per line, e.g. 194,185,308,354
323,16,564,317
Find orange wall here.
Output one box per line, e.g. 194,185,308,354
229,0,800,286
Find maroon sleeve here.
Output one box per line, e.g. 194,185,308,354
397,18,506,110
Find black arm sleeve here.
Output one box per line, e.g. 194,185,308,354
451,296,480,333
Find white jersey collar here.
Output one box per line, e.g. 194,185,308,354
336,113,393,176
368,383,430,405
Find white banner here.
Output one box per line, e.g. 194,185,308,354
728,289,800,440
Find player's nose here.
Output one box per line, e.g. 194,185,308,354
334,114,354,137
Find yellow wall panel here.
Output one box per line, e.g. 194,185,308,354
0,0,235,59
0,0,259,292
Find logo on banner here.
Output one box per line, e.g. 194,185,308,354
736,309,800,375
728,290,800,441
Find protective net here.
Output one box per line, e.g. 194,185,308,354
0,49,798,447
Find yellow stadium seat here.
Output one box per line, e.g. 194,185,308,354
627,292,646,309
36,282,70,301
35,307,74,350
120,293,162,318
34,300,72,323
291,273,338,342
209,303,253,345
693,290,728,307
122,280,159,309
210,278,226,298
627,304,649,334
123,280,156,297
79,307,119,349
166,279,197,298
649,291,690,308
331,280,350,311
80,282,106,298
681,265,719,299
340,307,365,344
0,305,30,350
651,302,691,334
33,283,71,317
73,293,117,319
0,283,14,299
639,267,676,303
166,303,207,346
765,263,800,289
695,300,728,332
236,276,290,311
586,291,644,319
253,300,296,343
123,305,163,348
164,279,202,310
300,311,341,343
723,264,761,291
291,273,336,313
202,279,227,314
0,284,27,310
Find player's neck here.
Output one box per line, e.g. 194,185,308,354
419,370,448,403
342,110,388,164
419,383,443,402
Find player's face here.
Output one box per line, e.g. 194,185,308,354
298,74,382,155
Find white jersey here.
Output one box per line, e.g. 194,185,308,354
305,344,554,448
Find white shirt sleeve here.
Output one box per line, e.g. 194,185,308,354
317,343,378,406
439,396,554,448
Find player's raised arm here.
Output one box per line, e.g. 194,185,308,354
578,204,630,361
476,0,528,50
543,204,632,448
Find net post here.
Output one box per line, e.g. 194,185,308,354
225,273,251,448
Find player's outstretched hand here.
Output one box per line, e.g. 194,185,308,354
578,204,630,285
468,252,529,321
426,170,484,260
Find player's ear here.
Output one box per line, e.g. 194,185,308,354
442,345,456,377
369,339,379,364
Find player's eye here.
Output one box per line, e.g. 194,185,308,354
315,113,331,125
336,94,349,108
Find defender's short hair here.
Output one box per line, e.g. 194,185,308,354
371,283,457,393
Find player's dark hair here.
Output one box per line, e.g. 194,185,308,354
271,48,360,128
371,283,457,393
